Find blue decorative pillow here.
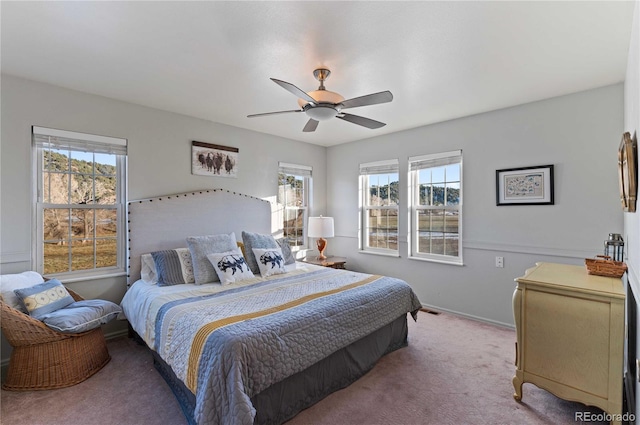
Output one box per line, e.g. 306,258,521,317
151,248,195,286
40,299,121,334
242,231,279,274
187,233,238,284
252,247,287,277
207,249,255,285
14,279,75,320
277,238,296,265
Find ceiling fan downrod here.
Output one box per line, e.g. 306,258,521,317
313,68,331,91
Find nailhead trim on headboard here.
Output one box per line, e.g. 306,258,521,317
127,188,269,206
126,189,270,279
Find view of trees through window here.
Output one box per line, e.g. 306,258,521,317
416,165,461,257
412,160,461,257
41,149,118,274
365,174,399,250
278,172,307,247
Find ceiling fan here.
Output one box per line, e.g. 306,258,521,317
247,68,393,133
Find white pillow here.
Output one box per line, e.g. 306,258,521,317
0,271,45,312
141,253,158,284
252,247,287,277
206,249,254,285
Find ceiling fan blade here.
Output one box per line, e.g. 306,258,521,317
303,119,319,132
340,91,393,109
247,109,302,118
271,78,317,104
337,113,386,129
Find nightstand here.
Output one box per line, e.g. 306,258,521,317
302,256,347,269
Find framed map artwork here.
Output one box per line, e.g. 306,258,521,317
496,165,554,206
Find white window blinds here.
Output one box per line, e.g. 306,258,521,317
33,126,127,155
409,150,462,170
359,159,399,175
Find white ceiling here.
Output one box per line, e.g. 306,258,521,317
1,1,635,147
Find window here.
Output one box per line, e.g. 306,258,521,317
33,126,127,277
359,159,399,254
278,162,312,249
409,150,462,264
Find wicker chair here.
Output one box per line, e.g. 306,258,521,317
1,288,111,391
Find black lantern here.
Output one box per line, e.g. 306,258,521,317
604,233,624,262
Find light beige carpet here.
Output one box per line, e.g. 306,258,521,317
1,311,608,424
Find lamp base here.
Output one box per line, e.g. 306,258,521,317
316,237,327,260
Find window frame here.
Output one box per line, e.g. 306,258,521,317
359,159,400,256
32,126,128,280
278,162,312,251
408,150,463,265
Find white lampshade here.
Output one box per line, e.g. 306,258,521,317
308,216,334,238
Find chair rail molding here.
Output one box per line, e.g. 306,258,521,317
463,239,595,259
0,250,30,265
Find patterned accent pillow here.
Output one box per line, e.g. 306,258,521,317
252,247,287,277
14,278,75,320
206,249,255,285
186,233,238,284
151,248,195,286
242,231,279,274
277,238,296,265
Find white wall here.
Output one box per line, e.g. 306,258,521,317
0,74,326,365
326,84,624,327
623,0,640,417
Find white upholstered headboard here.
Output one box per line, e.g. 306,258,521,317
127,189,271,286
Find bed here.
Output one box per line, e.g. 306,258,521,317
121,189,422,425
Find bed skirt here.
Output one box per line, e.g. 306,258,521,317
150,313,409,425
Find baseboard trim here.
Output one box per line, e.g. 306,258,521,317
418,302,515,330
105,329,129,340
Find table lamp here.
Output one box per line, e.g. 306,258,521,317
308,216,334,260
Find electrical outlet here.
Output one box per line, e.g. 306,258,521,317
495,256,504,268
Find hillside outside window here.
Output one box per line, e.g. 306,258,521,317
33,126,127,278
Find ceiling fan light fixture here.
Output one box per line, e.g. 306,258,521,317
304,104,339,121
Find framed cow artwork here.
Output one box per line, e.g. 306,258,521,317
192,141,238,178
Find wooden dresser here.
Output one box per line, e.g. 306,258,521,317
512,262,625,423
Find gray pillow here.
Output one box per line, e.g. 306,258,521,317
277,238,296,265
186,233,237,284
150,248,195,286
242,231,279,274
40,299,121,334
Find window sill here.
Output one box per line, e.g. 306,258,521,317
43,269,127,284
359,250,400,258
408,256,464,266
